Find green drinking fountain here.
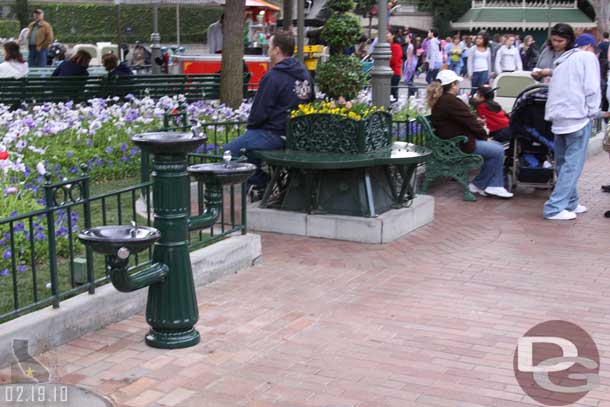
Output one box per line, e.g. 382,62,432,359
78,131,255,349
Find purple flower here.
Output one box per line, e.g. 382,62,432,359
4,186,17,195
0,269,8,277
120,143,128,152
3,249,11,260
105,146,113,154
14,222,24,232
86,139,93,147
17,265,27,273
66,151,74,158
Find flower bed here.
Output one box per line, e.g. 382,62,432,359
0,96,251,279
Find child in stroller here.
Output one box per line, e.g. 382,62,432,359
506,84,555,190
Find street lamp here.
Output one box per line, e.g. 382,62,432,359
371,0,393,108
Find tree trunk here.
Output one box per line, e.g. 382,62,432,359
220,0,245,108
593,0,610,37
283,0,294,30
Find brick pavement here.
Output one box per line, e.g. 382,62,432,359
4,152,610,406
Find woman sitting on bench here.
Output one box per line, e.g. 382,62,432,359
426,70,513,199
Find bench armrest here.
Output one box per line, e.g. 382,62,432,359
416,115,480,161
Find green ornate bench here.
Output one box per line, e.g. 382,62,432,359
251,112,431,217
416,115,484,201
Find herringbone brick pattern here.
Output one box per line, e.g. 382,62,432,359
5,152,610,406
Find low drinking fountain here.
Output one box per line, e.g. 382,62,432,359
78,131,255,349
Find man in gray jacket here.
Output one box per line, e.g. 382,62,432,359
535,31,609,220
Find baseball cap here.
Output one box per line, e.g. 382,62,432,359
435,70,463,86
575,33,596,48
477,84,498,97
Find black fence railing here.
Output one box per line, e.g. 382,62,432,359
0,166,153,322
0,150,249,322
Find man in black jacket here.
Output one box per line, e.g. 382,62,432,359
224,31,315,195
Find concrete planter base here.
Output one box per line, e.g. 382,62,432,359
248,194,434,244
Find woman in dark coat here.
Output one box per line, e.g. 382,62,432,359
426,69,513,199
52,49,91,76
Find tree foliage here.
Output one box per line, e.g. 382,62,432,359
353,0,376,17
419,0,470,36
15,0,28,29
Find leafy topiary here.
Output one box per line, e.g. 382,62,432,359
317,0,366,101
327,0,355,13
320,13,362,52
316,54,367,100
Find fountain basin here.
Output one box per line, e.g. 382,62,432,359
131,132,207,154
78,225,161,256
188,162,256,185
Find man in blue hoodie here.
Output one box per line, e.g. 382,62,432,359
534,30,609,220
224,31,315,195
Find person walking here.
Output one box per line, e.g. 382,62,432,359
389,31,403,101
447,36,463,74
207,14,223,54
534,31,609,220
520,35,539,71
425,28,442,84
27,9,53,67
403,34,417,97
467,32,492,94
495,35,523,73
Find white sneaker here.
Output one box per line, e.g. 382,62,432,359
545,210,577,220
484,186,514,199
468,183,486,196
573,204,587,214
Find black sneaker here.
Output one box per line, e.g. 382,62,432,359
602,185,610,193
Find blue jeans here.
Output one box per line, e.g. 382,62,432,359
472,139,505,189
471,71,489,95
28,46,48,67
223,128,285,189
543,122,591,218
426,68,439,84
449,61,462,74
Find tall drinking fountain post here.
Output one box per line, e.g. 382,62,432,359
79,130,255,350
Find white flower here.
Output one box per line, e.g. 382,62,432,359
36,162,46,175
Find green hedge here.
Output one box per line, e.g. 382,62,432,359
21,3,223,44
0,20,20,39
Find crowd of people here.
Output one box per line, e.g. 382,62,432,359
423,23,610,220
380,26,610,104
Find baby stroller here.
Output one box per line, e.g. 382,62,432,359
505,84,556,192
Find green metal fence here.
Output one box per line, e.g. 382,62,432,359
0,150,249,323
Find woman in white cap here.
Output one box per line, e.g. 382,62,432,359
426,69,513,198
